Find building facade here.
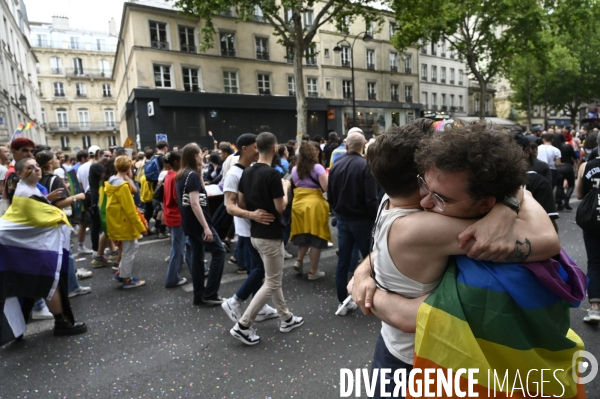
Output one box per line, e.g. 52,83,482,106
30,16,119,153
418,40,469,119
0,0,43,145
114,0,421,150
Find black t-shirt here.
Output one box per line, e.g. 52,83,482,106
238,163,285,239
323,142,339,167
88,162,105,203
531,158,552,183
40,173,69,206
525,171,558,219
582,158,600,197
176,170,212,236
560,144,577,165
589,147,598,160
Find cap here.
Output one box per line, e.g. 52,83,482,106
234,133,257,155
531,126,542,132
88,145,100,155
347,127,364,135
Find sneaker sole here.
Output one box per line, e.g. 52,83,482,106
202,299,224,306
123,282,146,289
68,289,92,298
221,301,241,323
256,312,278,322
584,316,600,323
230,328,260,346
54,324,88,336
76,274,93,279
280,319,304,333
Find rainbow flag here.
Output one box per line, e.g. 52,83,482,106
411,250,587,398
65,169,82,216
24,122,34,130
13,123,24,136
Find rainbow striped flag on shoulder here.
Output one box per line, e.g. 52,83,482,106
0,196,70,345
65,169,83,216
411,250,587,398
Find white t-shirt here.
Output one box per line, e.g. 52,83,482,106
14,180,43,198
54,168,65,179
222,164,251,237
158,170,168,183
222,154,239,178
77,162,92,192
0,164,7,181
537,144,562,170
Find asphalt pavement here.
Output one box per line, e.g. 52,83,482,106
0,201,599,399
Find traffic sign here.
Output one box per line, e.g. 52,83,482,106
156,134,167,143
123,137,135,148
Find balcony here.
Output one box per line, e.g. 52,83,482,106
406,95,413,103
34,40,116,51
305,57,317,66
459,106,464,112
51,68,62,75
390,65,398,72
430,105,438,111
431,77,437,82
256,51,269,61
222,49,236,57
343,91,353,99
288,91,296,96
151,41,170,50
54,92,65,97
259,89,271,95
307,92,318,98
450,106,457,112
342,60,350,67
441,79,446,83
391,93,399,101
450,53,455,59
367,64,375,70
286,55,294,64
76,93,87,98
421,76,427,81
368,93,377,100
450,80,455,84
218,8,233,16
458,81,463,85
47,122,119,132
181,44,196,53
405,68,412,74
65,68,112,78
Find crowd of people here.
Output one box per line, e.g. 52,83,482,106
0,120,597,397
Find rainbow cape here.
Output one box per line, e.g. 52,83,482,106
65,169,83,216
410,250,587,398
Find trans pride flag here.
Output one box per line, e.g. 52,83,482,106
410,250,588,398
0,196,70,345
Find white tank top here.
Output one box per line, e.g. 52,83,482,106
373,195,442,364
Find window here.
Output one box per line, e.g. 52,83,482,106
102,83,112,97
339,16,349,34
404,55,412,73
75,83,86,97
97,38,106,51
432,93,437,107
431,42,437,56
257,74,271,95
391,84,399,101
56,109,68,127
287,76,296,96
450,94,455,107
459,95,463,110
343,80,352,99
70,37,79,49
78,109,90,128
421,64,427,81
82,136,91,149
366,50,375,69
420,40,427,55
41,108,46,124
389,22,396,38
150,21,168,49
223,71,239,93
431,65,437,82
389,52,398,72
220,32,235,57
367,82,377,100
405,85,413,102
179,26,195,53
324,49,329,58
304,10,314,29
422,91,428,107
441,93,446,108
60,136,70,150
108,136,117,147
441,67,446,83
326,81,331,90
254,5,264,22
73,58,83,75
50,57,62,74
53,82,65,97
286,46,294,63
36,34,48,47
458,70,464,85
441,42,446,57
305,46,317,65
154,65,172,88
104,109,116,127
475,99,480,112
255,37,269,60
182,68,200,92
341,47,350,67
450,68,455,84
307,78,318,97
366,22,373,36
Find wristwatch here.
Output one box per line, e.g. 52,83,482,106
502,196,521,214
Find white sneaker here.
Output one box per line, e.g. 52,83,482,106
77,246,93,256
176,277,187,286
221,297,243,323
308,270,325,280
279,314,304,333
32,305,53,320
293,261,303,274
165,256,170,263
327,242,334,248
68,286,92,298
230,323,260,345
336,300,358,316
284,251,293,259
584,308,600,323
76,268,93,279
256,304,278,321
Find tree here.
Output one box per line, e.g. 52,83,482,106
389,0,544,119
171,0,382,135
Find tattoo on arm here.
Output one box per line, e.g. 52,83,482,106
505,238,532,263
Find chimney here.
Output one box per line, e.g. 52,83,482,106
108,17,117,36
51,15,69,29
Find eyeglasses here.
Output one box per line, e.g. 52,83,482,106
417,174,475,212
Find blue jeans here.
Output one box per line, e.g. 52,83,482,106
188,225,226,303
370,334,413,399
235,236,265,301
335,217,373,302
67,251,80,293
584,231,600,303
165,225,193,287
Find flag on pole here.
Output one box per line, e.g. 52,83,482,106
13,123,24,135
24,122,34,130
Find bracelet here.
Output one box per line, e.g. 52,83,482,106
71,196,76,202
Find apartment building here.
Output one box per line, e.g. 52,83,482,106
114,0,420,149
0,0,43,145
30,16,119,153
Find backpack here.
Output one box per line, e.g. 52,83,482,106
140,173,154,203
144,155,162,182
576,186,600,234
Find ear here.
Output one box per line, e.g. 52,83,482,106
475,196,497,215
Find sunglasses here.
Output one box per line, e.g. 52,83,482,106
417,174,475,212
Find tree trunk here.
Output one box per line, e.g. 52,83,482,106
526,84,532,131
293,15,307,145
478,78,487,120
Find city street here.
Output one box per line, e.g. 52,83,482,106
1,201,598,399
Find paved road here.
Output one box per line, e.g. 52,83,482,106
1,202,598,399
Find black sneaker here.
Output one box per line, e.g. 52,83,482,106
201,296,224,306
230,322,260,345
54,319,88,336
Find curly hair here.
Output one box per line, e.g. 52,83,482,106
367,118,435,197
296,142,319,179
415,123,527,201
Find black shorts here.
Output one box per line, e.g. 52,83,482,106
71,208,92,225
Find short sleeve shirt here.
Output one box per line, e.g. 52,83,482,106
176,170,212,236
77,162,92,192
536,144,562,170
238,163,284,239
40,173,69,205
291,164,325,189
223,164,251,237
525,171,558,219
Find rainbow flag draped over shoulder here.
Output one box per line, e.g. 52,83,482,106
411,250,587,398
65,169,83,216
0,196,71,345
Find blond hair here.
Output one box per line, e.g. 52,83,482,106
114,155,132,172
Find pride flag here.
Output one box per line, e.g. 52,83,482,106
410,250,587,398
65,169,82,216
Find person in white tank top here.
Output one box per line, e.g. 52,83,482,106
349,121,561,398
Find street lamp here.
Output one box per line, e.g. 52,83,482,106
333,31,373,130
